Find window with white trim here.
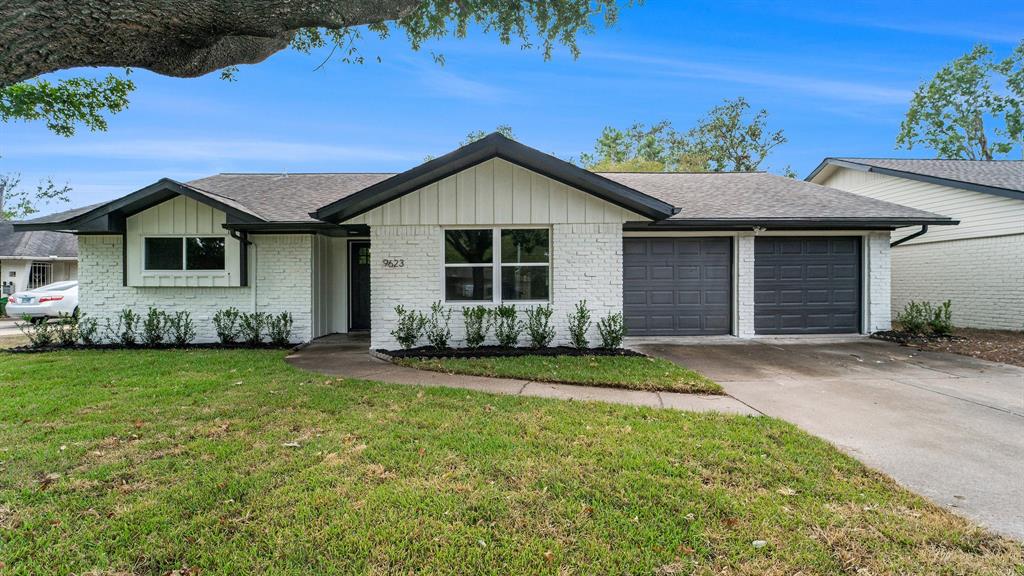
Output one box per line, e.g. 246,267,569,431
144,237,225,271
444,228,550,303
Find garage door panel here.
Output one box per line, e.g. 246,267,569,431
623,238,732,336
754,237,861,335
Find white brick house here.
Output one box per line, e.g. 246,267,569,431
809,159,1023,330
17,135,954,348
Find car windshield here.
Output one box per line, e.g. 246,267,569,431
34,281,78,292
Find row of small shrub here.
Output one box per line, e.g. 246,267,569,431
17,307,293,348
391,300,627,350
895,300,953,336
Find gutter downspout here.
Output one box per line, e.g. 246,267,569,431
890,225,928,248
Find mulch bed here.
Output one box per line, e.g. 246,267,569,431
381,346,645,359
5,342,299,354
872,328,1024,368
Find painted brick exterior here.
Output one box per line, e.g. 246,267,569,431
78,234,314,343
735,235,756,338
369,223,623,350
891,234,1024,330
866,231,892,333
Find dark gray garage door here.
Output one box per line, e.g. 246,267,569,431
754,237,861,334
623,238,732,336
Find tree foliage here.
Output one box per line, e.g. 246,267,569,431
0,73,134,219
897,42,1024,160
2,1,634,87
462,124,516,146
580,97,789,174
1,74,134,136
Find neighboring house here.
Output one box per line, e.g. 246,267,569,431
808,159,1023,331
16,134,954,348
0,220,79,296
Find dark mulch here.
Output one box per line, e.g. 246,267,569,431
872,328,1024,368
5,342,299,354
381,346,645,359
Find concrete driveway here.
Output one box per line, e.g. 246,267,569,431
635,338,1024,540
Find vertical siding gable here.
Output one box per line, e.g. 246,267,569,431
345,158,645,226
125,195,240,287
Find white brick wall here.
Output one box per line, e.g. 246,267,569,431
369,223,623,349
78,234,314,343
735,234,755,338
890,234,1024,330
866,231,892,333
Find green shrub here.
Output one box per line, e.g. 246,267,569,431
104,309,140,346
267,312,294,346
525,305,555,348
167,311,197,345
461,306,492,348
392,305,427,349
493,304,523,348
425,301,452,349
567,300,592,349
597,312,627,349
55,312,79,346
77,315,100,345
239,312,268,345
213,308,241,344
929,300,954,335
896,301,929,335
17,315,55,348
142,307,167,345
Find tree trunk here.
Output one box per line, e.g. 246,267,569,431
1,0,420,86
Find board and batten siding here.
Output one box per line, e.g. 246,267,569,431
125,195,242,287
343,158,643,226
821,168,1024,245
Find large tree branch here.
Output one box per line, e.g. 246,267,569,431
1,0,420,86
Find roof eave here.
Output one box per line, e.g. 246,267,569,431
807,158,1024,201
313,133,678,223
624,217,959,231
12,179,266,234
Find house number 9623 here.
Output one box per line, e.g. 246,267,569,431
382,258,405,268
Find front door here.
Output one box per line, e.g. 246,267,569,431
349,241,371,330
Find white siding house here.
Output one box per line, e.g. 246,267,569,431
809,159,1023,330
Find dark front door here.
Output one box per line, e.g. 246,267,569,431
622,237,733,336
754,236,861,334
349,241,371,330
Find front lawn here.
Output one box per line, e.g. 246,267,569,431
0,351,1019,575
396,354,721,394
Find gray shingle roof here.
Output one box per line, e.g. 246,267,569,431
828,158,1023,194
599,172,949,222
0,221,77,258
18,203,106,225
188,173,394,222
186,170,947,225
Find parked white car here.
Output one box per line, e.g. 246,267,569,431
5,281,79,322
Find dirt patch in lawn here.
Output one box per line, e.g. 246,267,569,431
873,328,1024,367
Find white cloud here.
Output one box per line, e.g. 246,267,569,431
591,51,913,105
9,138,420,163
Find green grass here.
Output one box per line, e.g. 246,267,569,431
0,350,1019,575
395,354,721,394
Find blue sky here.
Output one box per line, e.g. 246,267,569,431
4,0,1022,212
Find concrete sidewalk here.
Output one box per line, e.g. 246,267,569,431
284,334,758,415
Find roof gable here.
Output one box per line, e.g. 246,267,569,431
314,133,678,223
13,179,265,233
344,158,644,226
807,158,1024,200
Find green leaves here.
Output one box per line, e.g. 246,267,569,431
0,73,134,138
579,97,788,173
897,41,1024,160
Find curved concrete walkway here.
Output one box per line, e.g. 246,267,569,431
285,334,758,415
